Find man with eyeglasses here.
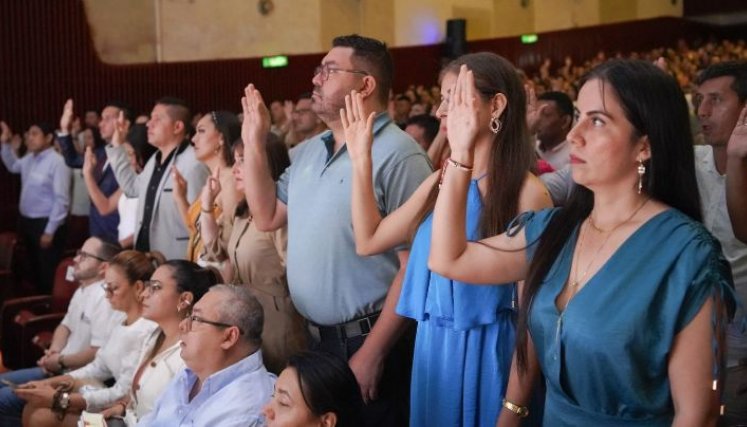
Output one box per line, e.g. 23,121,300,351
241,34,432,426
285,92,327,149
139,285,274,427
0,237,122,425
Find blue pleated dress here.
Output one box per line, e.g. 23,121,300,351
523,208,735,426
397,179,517,427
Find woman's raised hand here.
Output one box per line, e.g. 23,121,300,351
728,104,747,159
111,111,128,147
241,84,271,147
59,99,74,133
171,166,188,202
340,90,376,164
446,65,481,156
83,146,97,177
200,166,222,209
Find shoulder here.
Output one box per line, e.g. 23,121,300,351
519,173,554,212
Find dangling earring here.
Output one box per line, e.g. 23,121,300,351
637,160,646,194
490,115,502,134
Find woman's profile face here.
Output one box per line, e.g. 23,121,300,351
263,367,328,427
566,78,648,191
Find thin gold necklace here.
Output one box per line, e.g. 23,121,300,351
568,197,650,294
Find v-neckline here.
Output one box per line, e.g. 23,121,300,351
553,209,673,314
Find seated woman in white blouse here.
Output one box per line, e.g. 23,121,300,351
99,260,220,426
16,250,163,426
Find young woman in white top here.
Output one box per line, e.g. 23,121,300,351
17,250,163,426
99,260,220,426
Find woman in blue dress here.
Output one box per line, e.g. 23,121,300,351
340,52,552,426
429,60,736,426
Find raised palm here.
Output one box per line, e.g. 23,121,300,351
340,90,375,162
446,65,481,154
241,84,271,147
728,104,747,159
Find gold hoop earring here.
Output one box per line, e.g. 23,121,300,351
490,116,502,134
637,160,646,194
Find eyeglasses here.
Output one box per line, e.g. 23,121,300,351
184,314,244,335
101,282,120,295
313,64,369,82
142,280,163,295
76,250,106,262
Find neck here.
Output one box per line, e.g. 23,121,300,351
472,137,492,178
590,189,649,229
205,156,223,173
124,305,142,326
711,144,728,175
158,317,182,348
193,346,254,386
78,277,102,288
538,136,564,152
158,140,180,161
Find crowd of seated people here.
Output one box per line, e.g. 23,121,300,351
0,33,745,427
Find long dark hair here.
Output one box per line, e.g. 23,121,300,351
161,259,220,302
413,52,533,239
287,351,363,427
515,60,703,371
208,111,241,167
234,132,290,217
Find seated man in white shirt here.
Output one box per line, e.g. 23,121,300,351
532,91,574,172
139,285,275,427
0,237,122,426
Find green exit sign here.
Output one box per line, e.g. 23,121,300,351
521,34,538,44
262,55,289,68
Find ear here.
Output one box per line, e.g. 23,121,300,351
97,262,109,278
178,292,194,311
561,114,573,131
319,412,338,427
134,280,145,298
359,75,378,101
219,327,242,350
491,93,509,118
173,120,185,136
637,135,652,163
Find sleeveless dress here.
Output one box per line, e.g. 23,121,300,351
397,178,518,427
523,208,735,426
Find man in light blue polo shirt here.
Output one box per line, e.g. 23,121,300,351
241,34,432,426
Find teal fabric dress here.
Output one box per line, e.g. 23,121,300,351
523,208,734,426
397,179,519,427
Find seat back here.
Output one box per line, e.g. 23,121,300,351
51,258,78,312
0,231,18,271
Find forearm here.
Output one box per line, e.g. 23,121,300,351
244,142,283,230
173,195,190,229
429,159,472,271
726,154,747,243
1,144,20,173
56,134,83,168
497,339,540,427
45,168,72,234
359,253,411,358
48,326,71,353
106,145,139,197
427,131,448,166
63,347,97,371
351,156,387,255
199,209,220,247
83,172,119,215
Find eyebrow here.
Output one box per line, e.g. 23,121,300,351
578,108,613,119
276,387,292,399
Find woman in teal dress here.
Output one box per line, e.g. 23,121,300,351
429,60,736,426
340,53,551,426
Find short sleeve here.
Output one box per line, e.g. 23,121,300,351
675,233,735,334
520,208,559,262
275,164,291,205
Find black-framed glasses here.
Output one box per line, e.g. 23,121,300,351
142,280,164,295
101,282,120,295
313,64,369,82
76,250,106,262
184,315,244,335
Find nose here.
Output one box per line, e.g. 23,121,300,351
312,70,323,88
566,119,584,147
262,403,274,421
178,316,189,333
435,100,447,119
696,100,711,118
